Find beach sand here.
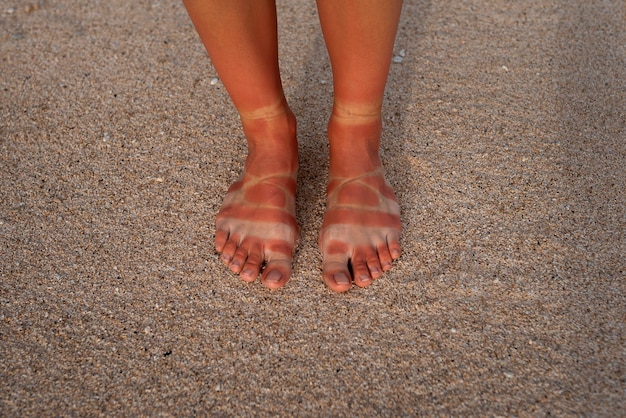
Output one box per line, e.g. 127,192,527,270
1,0,624,415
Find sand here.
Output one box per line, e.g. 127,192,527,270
1,0,624,415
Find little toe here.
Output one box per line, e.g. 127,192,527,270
215,229,229,253
377,243,394,271
220,239,239,265
387,233,402,260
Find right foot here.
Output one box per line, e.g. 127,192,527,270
214,106,299,289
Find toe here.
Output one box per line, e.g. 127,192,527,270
261,258,292,290
240,243,262,282
260,240,295,289
365,249,383,279
351,251,373,288
215,229,229,253
377,242,393,271
387,232,401,260
220,238,238,265
229,245,249,274
322,260,353,292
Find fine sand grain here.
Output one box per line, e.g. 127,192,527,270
1,0,624,415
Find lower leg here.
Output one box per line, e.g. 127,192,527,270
316,0,403,291
183,0,299,288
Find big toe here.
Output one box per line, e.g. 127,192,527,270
322,260,353,293
261,259,292,290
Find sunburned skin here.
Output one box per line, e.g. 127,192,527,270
182,0,404,292
318,114,402,292
215,170,299,289
319,167,402,292
214,107,300,290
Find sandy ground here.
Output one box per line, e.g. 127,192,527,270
1,0,624,415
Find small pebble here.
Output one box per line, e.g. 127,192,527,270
393,56,403,63
210,77,219,85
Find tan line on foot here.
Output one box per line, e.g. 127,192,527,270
319,167,401,292
216,171,299,289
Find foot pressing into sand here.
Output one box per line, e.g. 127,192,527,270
183,0,403,291
318,114,402,292
215,109,299,290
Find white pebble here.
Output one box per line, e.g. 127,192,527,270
210,77,219,85
399,49,406,57
392,56,403,63
502,65,509,72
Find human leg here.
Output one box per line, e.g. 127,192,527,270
183,0,299,289
316,0,403,291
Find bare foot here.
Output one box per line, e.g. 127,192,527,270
215,107,299,289
318,114,402,292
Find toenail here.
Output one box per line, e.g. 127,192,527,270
391,249,400,258
334,272,351,285
222,254,232,262
242,269,254,277
360,274,371,283
370,266,381,274
265,270,282,283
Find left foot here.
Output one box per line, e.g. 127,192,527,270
318,113,402,292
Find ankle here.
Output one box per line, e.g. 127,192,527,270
327,112,383,177
238,105,299,175
240,96,294,134
331,99,383,122
241,101,296,144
